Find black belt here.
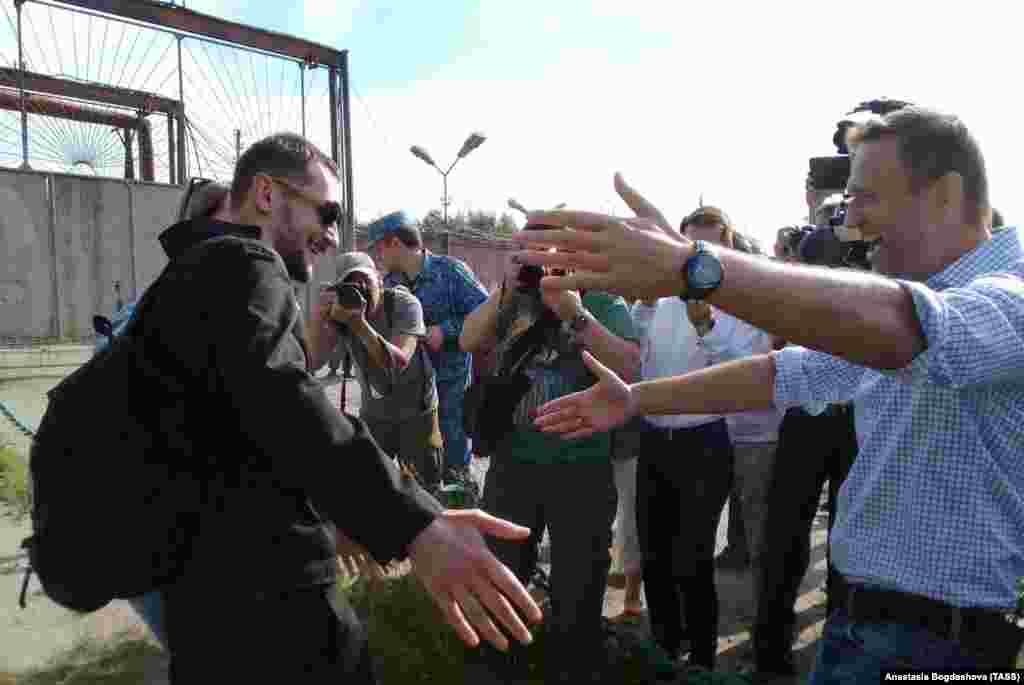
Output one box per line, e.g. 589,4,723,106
843,583,1023,668
644,419,721,441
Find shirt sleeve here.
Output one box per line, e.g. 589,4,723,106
701,310,772,364
772,345,867,409
630,300,658,340
892,269,1024,388
390,288,427,338
201,241,440,564
439,259,489,343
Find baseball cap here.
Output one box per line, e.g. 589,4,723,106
336,251,378,282
366,210,414,246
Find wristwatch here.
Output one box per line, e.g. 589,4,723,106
680,240,724,302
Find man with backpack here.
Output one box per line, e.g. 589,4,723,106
307,251,444,494
23,133,540,684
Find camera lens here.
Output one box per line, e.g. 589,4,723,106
517,264,544,290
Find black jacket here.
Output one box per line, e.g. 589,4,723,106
139,218,441,593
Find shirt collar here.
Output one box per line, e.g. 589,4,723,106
925,226,1023,290
405,249,437,287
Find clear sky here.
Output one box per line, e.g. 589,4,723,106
11,1,1024,249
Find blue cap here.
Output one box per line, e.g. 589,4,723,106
366,211,414,246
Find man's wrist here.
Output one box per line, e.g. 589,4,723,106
671,241,696,299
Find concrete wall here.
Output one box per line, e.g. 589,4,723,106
0,170,55,339
0,169,184,342
131,182,183,291
0,166,518,342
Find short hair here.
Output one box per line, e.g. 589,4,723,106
992,208,1004,229
680,205,735,247
392,223,423,249
848,106,989,225
177,179,229,222
230,133,339,209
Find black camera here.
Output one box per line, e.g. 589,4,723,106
810,98,914,193
778,225,815,260
797,224,872,271
326,280,369,332
517,223,559,292
332,281,369,310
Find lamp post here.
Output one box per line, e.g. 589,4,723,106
410,131,486,230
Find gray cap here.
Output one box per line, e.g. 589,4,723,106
336,251,378,282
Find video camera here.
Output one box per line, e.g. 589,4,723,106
809,97,914,192
781,212,871,270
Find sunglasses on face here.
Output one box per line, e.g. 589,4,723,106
271,177,342,228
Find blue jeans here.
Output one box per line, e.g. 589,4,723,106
437,378,470,470
128,591,167,648
810,608,985,685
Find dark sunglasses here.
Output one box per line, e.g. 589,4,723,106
271,177,342,228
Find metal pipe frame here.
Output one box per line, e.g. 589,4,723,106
0,67,180,114
0,88,155,180
39,0,344,67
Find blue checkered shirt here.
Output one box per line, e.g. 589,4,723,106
773,227,1024,610
384,250,488,385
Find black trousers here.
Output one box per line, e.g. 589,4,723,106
753,405,857,662
478,455,617,679
164,581,377,684
637,418,735,669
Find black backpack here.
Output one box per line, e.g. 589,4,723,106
19,272,207,613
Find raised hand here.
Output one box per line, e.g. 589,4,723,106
532,350,635,439
511,211,693,302
613,172,680,240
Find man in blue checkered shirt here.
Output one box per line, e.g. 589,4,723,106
512,106,1024,680
368,212,489,498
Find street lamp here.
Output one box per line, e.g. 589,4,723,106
410,131,487,228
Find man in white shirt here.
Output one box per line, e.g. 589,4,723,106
630,204,766,670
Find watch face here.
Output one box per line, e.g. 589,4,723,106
687,254,723,291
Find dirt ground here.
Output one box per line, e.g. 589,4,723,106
1,372,830,683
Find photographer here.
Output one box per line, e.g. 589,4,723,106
753,193,860,677
515,105,1024,677
459,228,640,683
307,252,443,493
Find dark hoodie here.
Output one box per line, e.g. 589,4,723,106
140,218,441,595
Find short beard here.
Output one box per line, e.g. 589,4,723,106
276,202,311,283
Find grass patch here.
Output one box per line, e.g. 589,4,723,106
15,632,165,685
341,573,654,684
0,439,30,517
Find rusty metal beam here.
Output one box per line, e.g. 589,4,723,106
0,67,179,115
0,89,155,181
47,0,344,67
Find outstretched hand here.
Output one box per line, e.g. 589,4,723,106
408,509,543,651
511,174,695,302
532,350,636,439
613,172,680,241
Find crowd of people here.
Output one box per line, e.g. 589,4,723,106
60,101,1024,685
